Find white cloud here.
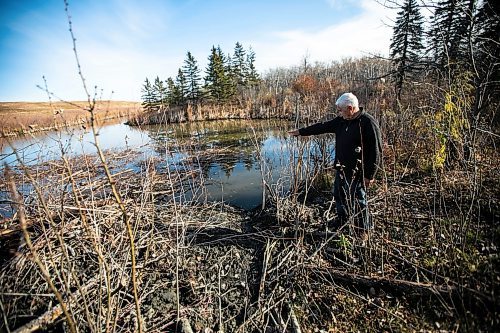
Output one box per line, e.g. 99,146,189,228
1,0,398,102
42,0,396,102
40,45,183,101
252,0,395,71
32,1,180,102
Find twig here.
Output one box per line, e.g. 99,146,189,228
11,277,99,333
179,318,194,333
308,266,485,302
6,168,77,333
62,5,144,328
0,296,11,333
287,303,302,333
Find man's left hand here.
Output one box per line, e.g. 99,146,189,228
364,178,374,188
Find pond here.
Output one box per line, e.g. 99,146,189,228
1,119,334,210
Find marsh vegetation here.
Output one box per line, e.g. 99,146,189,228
1,0,499,331
1,98,498,332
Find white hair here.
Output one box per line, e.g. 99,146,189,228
335,92,359,110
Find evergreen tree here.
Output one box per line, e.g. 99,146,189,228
182,51,202,103
141,78,156,111
246,47,260,86
166,77,182,106
204,46,218,100
153,76,167,109
231,42,248,86
225,50,237,98
475,0,499,53
389,0,425,99
472,0,499,117
205,46,233,102
176,69,187,105
428,0,476,69
141,43,260,106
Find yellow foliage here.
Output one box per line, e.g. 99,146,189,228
434,136,447,169
432,72,472,169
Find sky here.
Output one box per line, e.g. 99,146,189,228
0,0,395,102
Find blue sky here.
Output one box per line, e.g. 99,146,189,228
0,0,395,102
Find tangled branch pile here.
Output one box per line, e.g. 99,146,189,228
1,136,498,333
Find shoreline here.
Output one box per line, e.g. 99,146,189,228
0,101,142,138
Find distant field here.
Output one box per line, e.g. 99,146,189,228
0,101,142,137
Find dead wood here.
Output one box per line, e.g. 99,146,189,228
0,226,19,238
11,277,99,333
186,227,266,248
179,318,194,333
308,267,495,307
287,303,302,333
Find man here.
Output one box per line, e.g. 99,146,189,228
288,92,382,235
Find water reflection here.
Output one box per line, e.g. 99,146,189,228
1,119,302,210
141,119,293,209
0,119,151,166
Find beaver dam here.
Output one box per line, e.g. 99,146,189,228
0,118,498,332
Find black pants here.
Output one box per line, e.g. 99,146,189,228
333,172,372,231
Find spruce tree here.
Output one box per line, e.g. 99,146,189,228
141,78,156,111
182,51,202,103
175,69,187,105
166,77,182,106
153,76,167,109
389,0,425,99
428,0,476,69
205,46,232,102
232,42,248,86
224,49,237,98
472,0,499,117
204,46,219,101
246,47,260,86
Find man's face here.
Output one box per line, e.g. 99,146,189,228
336,105,356,120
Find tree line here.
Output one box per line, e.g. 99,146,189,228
389,0,498,113
141,42,260,111
387,0,498,168
138,0,497,169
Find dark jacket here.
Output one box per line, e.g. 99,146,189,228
298,108,382,180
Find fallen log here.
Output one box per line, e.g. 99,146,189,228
12,303,65,333
307,267,495,309
11,277,99,333
310,267,452,295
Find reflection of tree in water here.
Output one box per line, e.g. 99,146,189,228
139,119,283,178
243,156,254,171
221,158,236,178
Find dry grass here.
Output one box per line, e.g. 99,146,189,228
0,101,142,137
1,145,498,332
0,100,498,332
0,124,498,332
